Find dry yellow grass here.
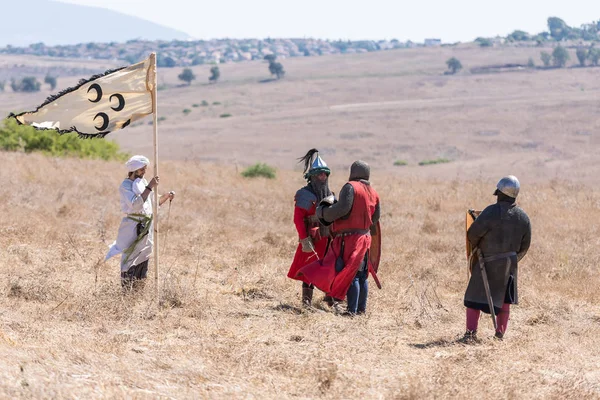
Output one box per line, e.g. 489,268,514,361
1,151,600,399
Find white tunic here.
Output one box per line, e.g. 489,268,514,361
105,178,154,272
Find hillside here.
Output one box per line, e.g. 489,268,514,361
0,0,190,47
1,45,599,183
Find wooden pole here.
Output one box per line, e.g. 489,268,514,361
150,53,160,308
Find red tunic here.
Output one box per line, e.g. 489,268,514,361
294,181,380,299
287,200,329,279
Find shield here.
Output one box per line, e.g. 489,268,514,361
465,209,481,278
370,221,381,272
368,221,382,289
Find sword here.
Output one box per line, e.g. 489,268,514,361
475,247,497,330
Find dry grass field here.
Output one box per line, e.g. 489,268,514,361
1,45,600,398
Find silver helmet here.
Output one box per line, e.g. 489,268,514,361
495,175,520,198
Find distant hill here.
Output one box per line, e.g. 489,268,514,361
1,0,191,47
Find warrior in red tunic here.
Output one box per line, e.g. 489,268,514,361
287,149,333,307
294,160,381,315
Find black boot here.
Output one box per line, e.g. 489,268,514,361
458,330,479,344
302,287,314,308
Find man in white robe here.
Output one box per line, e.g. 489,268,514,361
105,155,175,287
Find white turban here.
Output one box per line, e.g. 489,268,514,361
125,155,150,172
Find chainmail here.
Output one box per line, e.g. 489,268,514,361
349,160,370,181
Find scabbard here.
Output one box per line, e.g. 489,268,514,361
476,248,497,330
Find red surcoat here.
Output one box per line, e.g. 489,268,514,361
287,197,329,279
294,181,380,299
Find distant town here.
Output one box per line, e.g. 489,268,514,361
0,38,444,67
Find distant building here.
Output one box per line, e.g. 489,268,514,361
424,38,442,47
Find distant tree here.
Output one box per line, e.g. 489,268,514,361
527,57,535,68
576,48,588,67
11,77,41,92
445,57,462,74
475,37,492,47
507,30,530,42
0,80,5,92
552,46,570,67
540,51,552,67
157,55,177,68
191,56,205,66
178,68,196,85
263,54,277,63
209,66,220,83
268,61,285,79
44,74,57,90
588,47,600,66
548,17,570,41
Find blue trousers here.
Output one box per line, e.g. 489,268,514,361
346,269,368,314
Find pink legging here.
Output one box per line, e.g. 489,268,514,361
466,303,510,334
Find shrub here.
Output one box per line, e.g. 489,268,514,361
11,77,41,92
201,100,209,106
212,101,221,105
241,163,276,179
576,48,587,67
552,46,570,68
183,108,191,115
418,158,451,166
540,51,551,67
219,113,231,118
0,118,128,160
44,75,57,90
393,160,408,166
192,103,200,107
589,48,600,66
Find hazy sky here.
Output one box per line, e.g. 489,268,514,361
58,0,600,43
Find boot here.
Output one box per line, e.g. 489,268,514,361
302,287,313,308
458,330,480,344
323,295,334,307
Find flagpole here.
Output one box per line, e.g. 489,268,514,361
150,52,160,308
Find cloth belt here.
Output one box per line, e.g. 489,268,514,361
334,229,370,237
483,251,517,263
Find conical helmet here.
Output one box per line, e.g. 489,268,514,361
298,148,331,180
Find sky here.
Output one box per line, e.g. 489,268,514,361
58,0,600,43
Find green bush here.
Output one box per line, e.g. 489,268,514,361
201,100,209,106
418,158,451,166
212,101,221,105
393,160,408,166
192,103,200,108
183,108,191,115
220,113,232,118
241,163,276,179
0,118,128,160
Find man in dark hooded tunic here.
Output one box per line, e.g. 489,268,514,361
287,149,333,307
463,175,531,341
294,160,381,315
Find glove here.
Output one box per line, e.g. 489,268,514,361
300,237,315,253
